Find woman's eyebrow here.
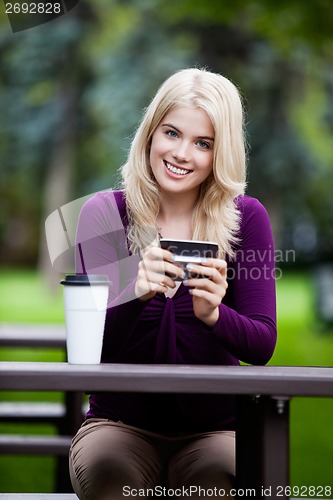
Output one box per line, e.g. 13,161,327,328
161,123,180,132
161,123,214,142
197,135,215,142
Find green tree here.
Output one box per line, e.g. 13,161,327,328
156,0,333,258
1,0,332,274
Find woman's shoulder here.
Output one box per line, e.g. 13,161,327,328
80,189,127,227
236,195,270,221
235,194,266,212
81,189,125,215
235,195,272,237
84,189,125,207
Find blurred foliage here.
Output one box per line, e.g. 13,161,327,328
0,0,332,269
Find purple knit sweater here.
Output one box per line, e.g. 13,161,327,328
76,190,277,433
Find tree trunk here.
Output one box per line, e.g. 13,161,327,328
38,80,77,291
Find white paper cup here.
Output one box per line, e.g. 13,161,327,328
60,274,109,364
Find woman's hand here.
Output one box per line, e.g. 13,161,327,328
135,246,185,301
183,258,228,327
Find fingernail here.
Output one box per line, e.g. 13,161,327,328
186,263,193,271
181,271,186,279
183,279,188,285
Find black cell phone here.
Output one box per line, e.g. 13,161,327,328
160,239,219,280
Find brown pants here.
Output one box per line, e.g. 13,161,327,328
69,418,235,500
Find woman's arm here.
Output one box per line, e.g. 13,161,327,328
75,191,148,347
211,196,277,365
183,196,276,365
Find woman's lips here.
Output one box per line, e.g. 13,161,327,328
164,161,192,178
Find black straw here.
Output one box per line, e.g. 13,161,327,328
78,243,87,275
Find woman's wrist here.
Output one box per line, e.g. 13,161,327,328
200,307,219,328
134,281,156,302
137,291,156,302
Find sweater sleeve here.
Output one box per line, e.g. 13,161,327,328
211,196,277,365
75,191,148,347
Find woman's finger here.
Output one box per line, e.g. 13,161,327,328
144,246,175,263
185,260,226,282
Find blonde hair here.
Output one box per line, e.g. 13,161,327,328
121,67,247,258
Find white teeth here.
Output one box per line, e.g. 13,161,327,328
166,162,191,175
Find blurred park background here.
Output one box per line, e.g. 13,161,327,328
0,0,333,495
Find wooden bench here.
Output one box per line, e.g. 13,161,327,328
0,434,73,454
0,394,85,491
1,362,333,500
0,495,78,499
0,497,322,500
0,324,84,492
0,323,66,349
0,324,85,429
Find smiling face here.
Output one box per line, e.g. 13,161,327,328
149,106,215,202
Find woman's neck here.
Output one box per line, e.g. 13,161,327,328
158,191,198,221
157,193,197,240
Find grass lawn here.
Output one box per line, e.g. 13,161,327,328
0,268,64,324
0,266,333,496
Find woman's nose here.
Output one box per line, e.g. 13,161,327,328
173,141,191,163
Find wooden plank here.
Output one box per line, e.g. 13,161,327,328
0,497,317,500
0,496,316,500
0,402,88,423
0,435,72,455
259,396,290,497
1,362,333,397
0,324,65,348
236,396,290,498
0,495,78,499
0,402,65,423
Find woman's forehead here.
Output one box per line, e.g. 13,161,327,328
159,106,215,138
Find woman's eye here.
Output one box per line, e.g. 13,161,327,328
197,140,210,149
167,130,178,138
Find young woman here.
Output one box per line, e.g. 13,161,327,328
69,68,277,499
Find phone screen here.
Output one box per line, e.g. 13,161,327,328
160,239,219,280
